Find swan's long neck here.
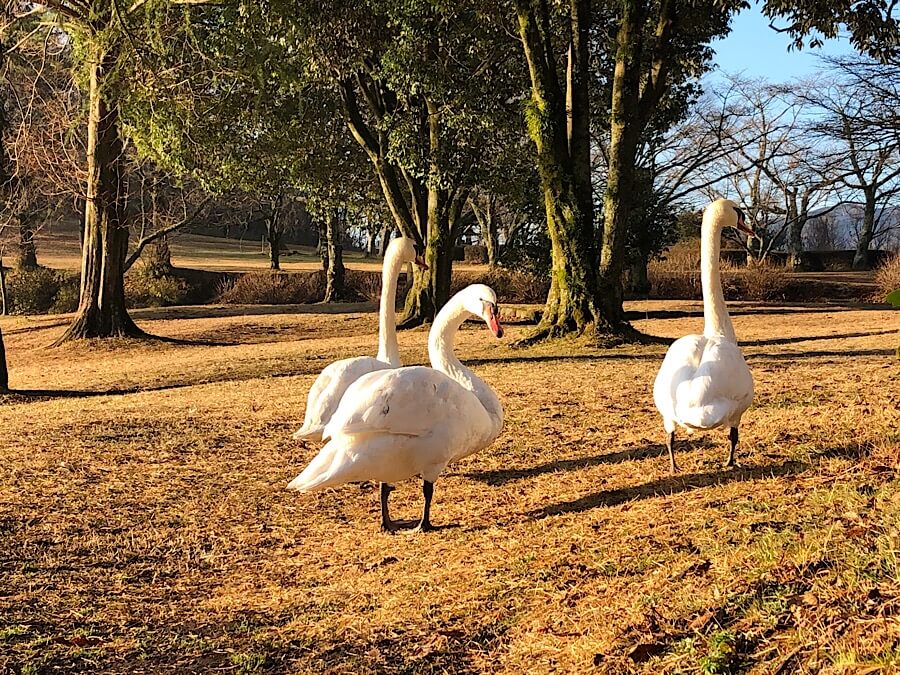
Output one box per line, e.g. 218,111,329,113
701,208,736,343
375,244,404,366
428,298,503,438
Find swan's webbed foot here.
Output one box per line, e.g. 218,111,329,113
379,482,399,533
666,430,679,474
725,427,739,469
412,480,435,533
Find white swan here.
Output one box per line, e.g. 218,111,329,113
653,198,755,473
287,284,504,532
293,237,426,441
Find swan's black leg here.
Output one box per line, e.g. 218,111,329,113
666,431,678,474
726,427,739,468
414,480,435,532
380,482,399,533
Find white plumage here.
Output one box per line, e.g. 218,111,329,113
287,284,504,532
653,198,755,472
292,237,424,441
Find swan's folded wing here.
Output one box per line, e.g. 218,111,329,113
323,366,464,439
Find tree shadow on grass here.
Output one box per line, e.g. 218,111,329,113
525,441,871,520
747,347,894,361
464,437,720,486
742,329,898,348
526,459,807,520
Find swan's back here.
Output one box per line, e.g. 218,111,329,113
654,334,753,430
289,366,495,490
294,356,391,440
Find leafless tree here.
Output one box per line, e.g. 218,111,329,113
801,72,900,269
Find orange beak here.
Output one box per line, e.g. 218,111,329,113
414,254,429,271
736,210,754,236
487,305,503,339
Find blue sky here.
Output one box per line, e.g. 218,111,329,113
710,3,855,82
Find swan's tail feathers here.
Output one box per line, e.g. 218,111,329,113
676,398,734,431
286,443,341,492
292,424,324,441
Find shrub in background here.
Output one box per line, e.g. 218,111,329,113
452,268,549,304
874,254,900,302
125,273,191,308
217,271,325,304
6,267,79,314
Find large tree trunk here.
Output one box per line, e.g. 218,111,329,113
515,0,609,341
323,209,346,303
56,48,141,343
597,0,647,333
0,326,8,391
399,101,456,327
399,189,454,328
852,191,877,270
17,213,38,270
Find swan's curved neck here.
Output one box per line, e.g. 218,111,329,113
375,245,405,366
428,297,503,435
701,210,736,342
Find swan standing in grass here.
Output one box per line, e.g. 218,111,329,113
287,284,504,532
653,198,755,474
293,237,426,441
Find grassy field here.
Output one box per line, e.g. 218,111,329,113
1,301,899,673
31,228,489,274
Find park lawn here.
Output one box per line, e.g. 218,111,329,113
1,301,899,673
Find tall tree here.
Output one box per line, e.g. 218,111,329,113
514,0,735,340
4,0,166,341
804,76,900,269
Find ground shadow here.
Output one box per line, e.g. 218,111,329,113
465,438,719,486
527,458,806,519
131,301,378,322
742,329,898,348
626,303,887,322
747,347,894,361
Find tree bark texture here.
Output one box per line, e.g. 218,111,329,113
56,47,141,343
852,190,877,270
323,209,346,303
598,0,651,329
516,0,613,341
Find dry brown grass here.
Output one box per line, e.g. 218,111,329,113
650,241,790,302
874,254,900,301
1,301,899,673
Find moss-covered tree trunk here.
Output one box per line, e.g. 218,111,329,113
399,100,458,327
323,209,346,303
56,47,141,343
852,189,877,270
597,0,647,331
515,0,609,341
399,188,456,328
